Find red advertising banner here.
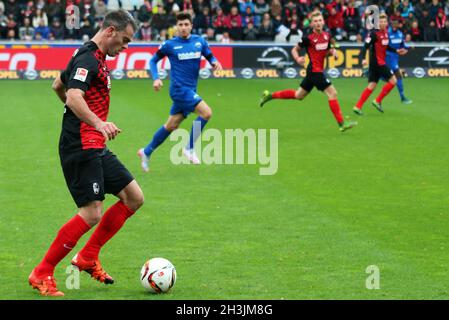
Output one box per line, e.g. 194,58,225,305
0,45,233,71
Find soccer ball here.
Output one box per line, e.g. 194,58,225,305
140,257,177,294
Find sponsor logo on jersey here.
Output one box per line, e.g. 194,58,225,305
391,38,403,44
74,68,88,82
174,46,183,49
315,43,328,51
195,42,202,48
178,51,201,60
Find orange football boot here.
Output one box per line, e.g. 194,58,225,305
71,253,114,284
29,270,65,297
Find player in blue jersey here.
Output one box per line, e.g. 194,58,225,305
137,12,222,171
386,20,412,104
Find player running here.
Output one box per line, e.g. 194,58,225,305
137,12,222,171
29,10,144,296
386,19,412,104
259,12,357,132
353,13,408,115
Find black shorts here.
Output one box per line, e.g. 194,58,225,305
59,148,134,208
300,72,332,92
368,65,394,83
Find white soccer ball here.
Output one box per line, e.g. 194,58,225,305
140,258,177,294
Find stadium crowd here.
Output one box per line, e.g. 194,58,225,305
0,0,448,42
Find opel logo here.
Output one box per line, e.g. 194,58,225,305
412,67,426,78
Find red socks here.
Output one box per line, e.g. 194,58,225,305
328,99,344,124
78,201,135,261
375,82,395,103
34,214,91,277
355,87,374,109
271,89,297,99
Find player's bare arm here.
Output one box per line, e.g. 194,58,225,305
291,45,305,66
66,88,121,140
52,75,66,103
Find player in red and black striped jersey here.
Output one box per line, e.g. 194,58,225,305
353,13,408,115
259,12,357,132
29,10,143,297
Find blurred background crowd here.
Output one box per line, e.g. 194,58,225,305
0,0,448,42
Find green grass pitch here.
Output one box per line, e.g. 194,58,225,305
1,77,449,299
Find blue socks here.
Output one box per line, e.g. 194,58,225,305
397,78,405,100
188,116,208,150
144,125,171,157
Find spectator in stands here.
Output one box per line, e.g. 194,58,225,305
242,5,259,27
343,0,361,41
212,7,227,35
6,12,17,35
19,16,34,40
193,0,208,14
34,19,49,39
424,20,440,41
0,7,9,38
270,0,282,18
35,0,45,11
399,0,415,18
6,27,15,40
136,19,152,41
138,0,152,23
221,30,232,43
32,9,48,28
0,1,4,14
222,0,237,15
79,16,95,39
49,17,64,40
436,8,447,29
210,0,220,13
418,9,432,31
440,18,449,40
46,0,65,23
4,0,19,18
409,19,422,40
165,0,179,14
415,0,430,19
430,0,442,19
193,6,211,35
151,4,168,36
226,5,243,40
243,21,258,40
205,27,215,41
254,0,269,19
93,0,108,20
240,0,255,14
258,12,275,41
327,6,344,40
21,1,35,22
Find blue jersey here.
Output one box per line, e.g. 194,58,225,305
387,27,408,58
150,35,217,92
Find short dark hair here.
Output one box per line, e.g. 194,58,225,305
102,9,138,32
176,12,193,23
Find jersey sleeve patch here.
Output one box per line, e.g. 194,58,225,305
73,68,89,82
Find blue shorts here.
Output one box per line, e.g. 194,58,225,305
385,54,399,72
170,87,203,118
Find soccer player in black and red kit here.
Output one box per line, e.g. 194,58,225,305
259,12,357,132
28,10,144,296
353,13,408,115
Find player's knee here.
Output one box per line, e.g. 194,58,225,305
390,77,397,85
165,124,179,132
295,92,304,100
121,188,144,212
202,109,212,120
129,191,144,212
81,202,103,226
